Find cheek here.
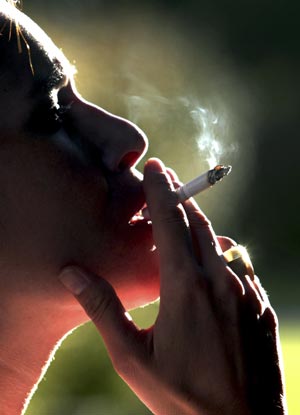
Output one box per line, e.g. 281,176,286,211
37,167,109,259
2,139,109,264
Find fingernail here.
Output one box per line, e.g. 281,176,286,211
59,267,90,295
145,158,166,172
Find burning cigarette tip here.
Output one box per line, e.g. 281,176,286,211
208,164,232,185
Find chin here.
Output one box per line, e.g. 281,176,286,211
105,217,160,309
77,206,160,310
122,264,160,310
108,246,160,310
121,282,160,310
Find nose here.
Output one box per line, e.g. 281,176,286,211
67,96,148,172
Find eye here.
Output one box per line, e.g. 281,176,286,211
54,102,73,123
48,101,74,134
26,100,74,136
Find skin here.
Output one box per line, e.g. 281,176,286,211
0,3,287,415
0,4,159,414
62,160,287,415
0,4,160,309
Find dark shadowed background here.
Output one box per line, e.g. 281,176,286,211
16,0,299,413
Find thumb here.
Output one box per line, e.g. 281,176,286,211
59,266,139,364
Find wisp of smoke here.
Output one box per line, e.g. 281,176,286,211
190,106,225,168
123,76,238,168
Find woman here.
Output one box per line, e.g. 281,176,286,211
0,1,287,414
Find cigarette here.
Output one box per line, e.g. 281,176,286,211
142,164,232,220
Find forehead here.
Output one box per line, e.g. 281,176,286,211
0,4,73,93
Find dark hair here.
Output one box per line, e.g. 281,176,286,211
0,2,34,80
0,13,11,78
0,3,19,69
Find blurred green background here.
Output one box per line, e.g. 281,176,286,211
19,0,299,413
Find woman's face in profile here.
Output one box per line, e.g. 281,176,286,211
0,6,159,309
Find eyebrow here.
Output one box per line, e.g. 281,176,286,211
29,61,68,98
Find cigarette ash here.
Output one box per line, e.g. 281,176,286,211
207,165,232,185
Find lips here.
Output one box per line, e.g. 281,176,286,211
106,168,150,227
128,206,149,225
123,185,147,225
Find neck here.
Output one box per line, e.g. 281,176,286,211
0,268,86,415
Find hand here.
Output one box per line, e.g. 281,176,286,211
59,158,287,415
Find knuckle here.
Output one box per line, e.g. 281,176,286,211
228,272,245,295
253,275,270,302
188,211,212,229
178,269,208,299
112,338,148,379
148,173,177,202
262,306,279,331
190,273,209,295
84,283,115,323
165,257,198,281
148,171,171,194
158,206,185,225
211,268,245,300
244,288,264,316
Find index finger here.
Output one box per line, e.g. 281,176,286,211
143,159,196,288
